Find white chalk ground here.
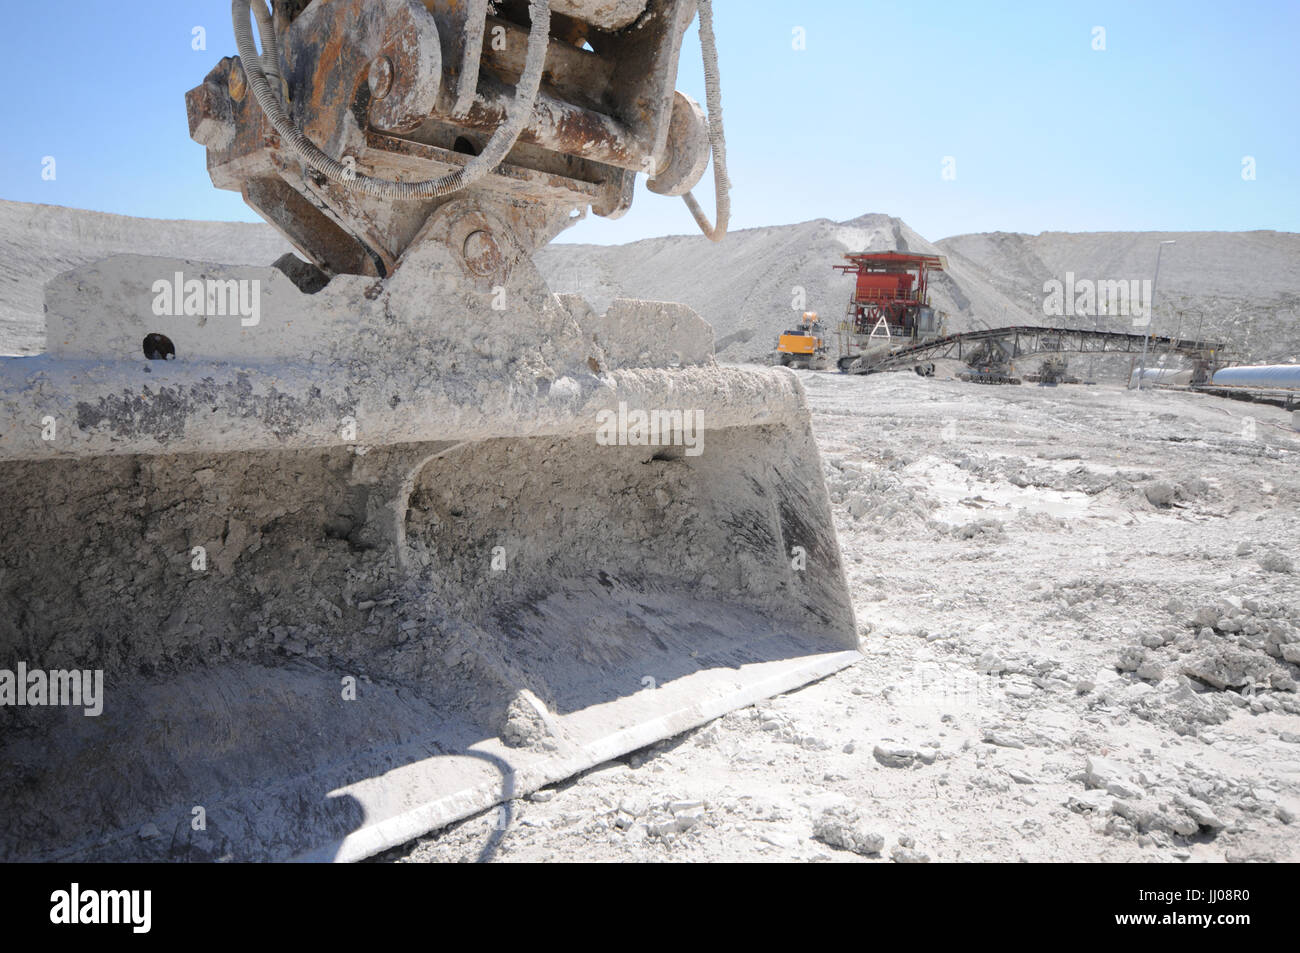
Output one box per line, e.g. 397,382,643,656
387,370,1300,863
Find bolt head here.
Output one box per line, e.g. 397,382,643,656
368,56,394,101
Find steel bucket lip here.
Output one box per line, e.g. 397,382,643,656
305,647,863,863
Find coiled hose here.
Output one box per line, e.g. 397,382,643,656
248,0,283,92
230,0,551,200
681,0,730,242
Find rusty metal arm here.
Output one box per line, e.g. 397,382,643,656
231,0,552,200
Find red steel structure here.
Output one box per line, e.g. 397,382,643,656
835,251,947,338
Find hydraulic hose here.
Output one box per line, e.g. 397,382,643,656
230,0,552,200
250,0,282,91
681,0,730,242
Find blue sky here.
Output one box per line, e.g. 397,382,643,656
2,0,1296,244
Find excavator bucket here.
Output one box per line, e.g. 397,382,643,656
0,251,857,862
0,0,858,862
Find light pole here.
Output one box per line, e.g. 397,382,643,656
1135,239,1176,390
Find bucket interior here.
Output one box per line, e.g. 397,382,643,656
0,423,855,860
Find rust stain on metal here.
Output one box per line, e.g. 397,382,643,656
228,59,247,101
190,0,694,274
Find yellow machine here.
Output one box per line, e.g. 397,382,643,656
776,312,829,369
